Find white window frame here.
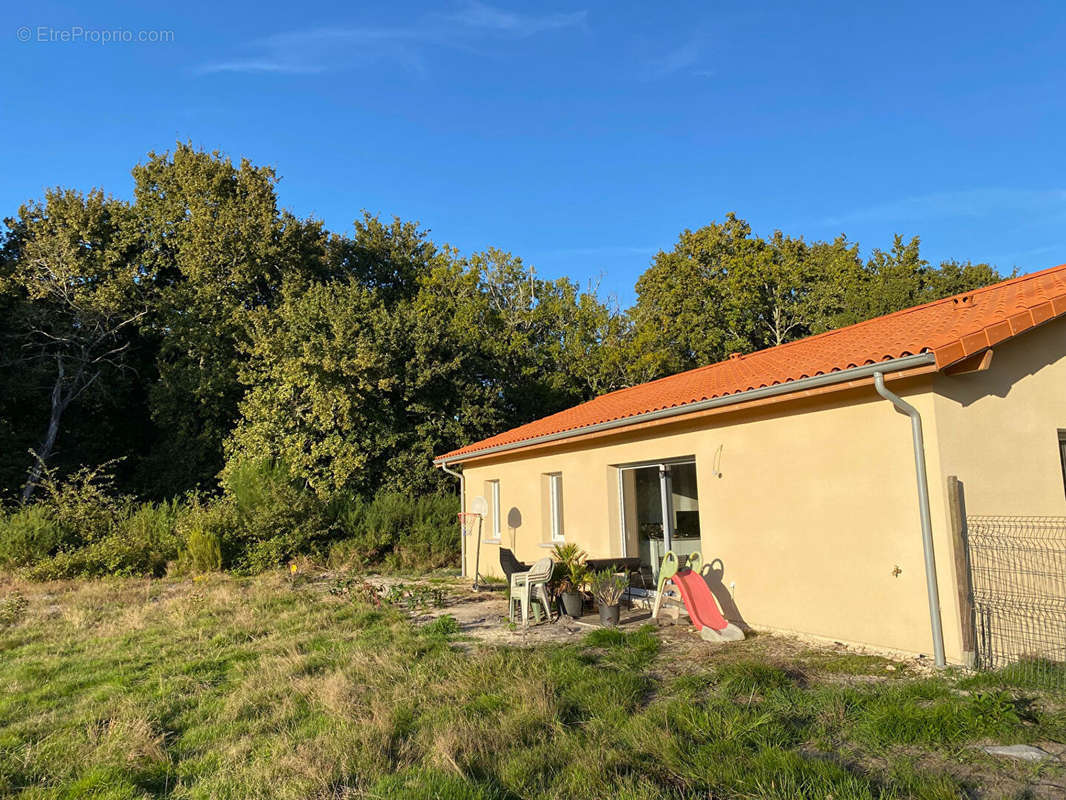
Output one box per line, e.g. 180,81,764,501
617,456,697,557
548,473,564,541
489,480,501,539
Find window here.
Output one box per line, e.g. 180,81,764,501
1059,431,1066,500
487,480,501,539
548,473,564,541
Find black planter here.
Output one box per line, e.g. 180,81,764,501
561,591,583,618
598,604,621,627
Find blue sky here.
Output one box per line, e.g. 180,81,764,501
5,1,1066,305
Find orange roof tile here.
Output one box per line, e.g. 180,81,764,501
437,263,1066,463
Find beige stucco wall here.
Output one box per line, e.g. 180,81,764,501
455,319,1066,663
459,377,964,662
932,316,1066,517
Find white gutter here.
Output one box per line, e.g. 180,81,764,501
439,462,466,579
874,371,947,668
435,352,937,466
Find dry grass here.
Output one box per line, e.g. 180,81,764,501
1,571,1064,799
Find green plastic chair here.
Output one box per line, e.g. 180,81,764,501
509,556,554,625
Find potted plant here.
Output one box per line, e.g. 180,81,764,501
589,569,628,626
551,543,588,618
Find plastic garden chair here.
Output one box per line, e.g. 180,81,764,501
509,556,554,625
499,548,531,582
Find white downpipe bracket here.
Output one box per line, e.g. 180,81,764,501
873,371,946,667
439,462,466,579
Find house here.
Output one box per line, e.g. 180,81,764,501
434,264,1066,665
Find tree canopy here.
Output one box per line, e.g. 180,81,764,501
0,146,1007,501
631,213,1004,375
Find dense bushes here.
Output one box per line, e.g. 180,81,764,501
327,491,459,570
33,501,183,580
0,465,184,580
0,500,185,582
0,460,459,580
0,504,66,567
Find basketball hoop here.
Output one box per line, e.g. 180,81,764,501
457,512,483,539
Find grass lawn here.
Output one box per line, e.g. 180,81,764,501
1,573,1064,799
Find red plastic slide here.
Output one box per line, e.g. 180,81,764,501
671,569,729,631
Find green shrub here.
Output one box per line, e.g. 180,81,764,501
10,462,132,579
174,499,234,573
21,551,80,581
0,505,66,567
225,458,295,517
330,492,411,560
0,591,28,626
4,455,457,579
179,528,223,574
329,491,459,570
87,501,183,577
588,569,628,607
14,497,184,580
325,538,366,570
36,462,121,545
221,459,331,573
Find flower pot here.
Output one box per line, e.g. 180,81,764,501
598,604,620,627
561,591,583,618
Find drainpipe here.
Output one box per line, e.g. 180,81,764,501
439,463,466,579
873,372,946,668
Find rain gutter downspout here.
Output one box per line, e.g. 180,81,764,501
439,462,466,579
873,371,946,668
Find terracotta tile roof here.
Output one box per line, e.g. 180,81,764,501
437,263,1066,463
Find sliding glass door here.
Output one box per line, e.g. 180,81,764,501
619,459,701,585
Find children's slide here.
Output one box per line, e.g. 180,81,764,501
672,568,730,632
653,551,745,642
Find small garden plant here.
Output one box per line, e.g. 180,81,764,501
589,569,628,607
328,576,446,610
550,542,589,591
550,543,589,616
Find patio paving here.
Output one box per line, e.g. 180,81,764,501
413,581,704,647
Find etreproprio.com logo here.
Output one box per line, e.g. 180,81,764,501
16,26,175,44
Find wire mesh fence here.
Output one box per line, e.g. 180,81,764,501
965,515,1066,690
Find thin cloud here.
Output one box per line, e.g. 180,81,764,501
445,1,587,36
988,243,1065,267
198,3,586,77
256,27,425,47
195,59,326,76
643,40,706,80
820,188,1066,228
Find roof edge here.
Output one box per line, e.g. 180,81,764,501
932,291,1066,368
434,352,936,466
